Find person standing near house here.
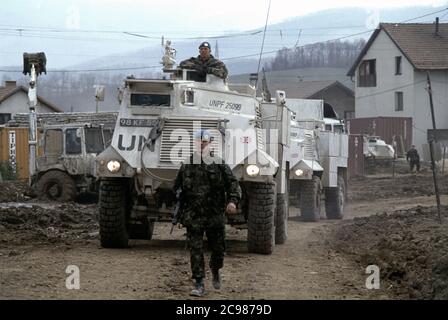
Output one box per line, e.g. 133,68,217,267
406,145,420,172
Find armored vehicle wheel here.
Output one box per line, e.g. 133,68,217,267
247,181,276,254
300,176,322,222
325,175,346,220
99,179,129,248
35,170,76,202
275,192,288,245
129,219,155,240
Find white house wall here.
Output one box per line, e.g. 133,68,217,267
355,30,415,120
353,29,448,159
0,91,56,114
414,70,448,156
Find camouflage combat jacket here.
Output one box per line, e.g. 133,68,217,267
173,153,241,228
407,149,420,162
179,54,228,80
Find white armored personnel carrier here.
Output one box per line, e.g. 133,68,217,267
286,99,348,221
95,43,290,254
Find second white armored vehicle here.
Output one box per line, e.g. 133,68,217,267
286,100,348,221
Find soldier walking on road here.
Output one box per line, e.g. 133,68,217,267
179,42,228,80
406,145,421,172
173,129,241,297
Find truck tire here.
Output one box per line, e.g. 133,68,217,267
300,176,322,222
35,170,76,202
275,193,288,245
247,182,276,254
325,175,345,220
99,179,129,248
129,219,155,240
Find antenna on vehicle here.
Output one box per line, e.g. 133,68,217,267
255,0,272,91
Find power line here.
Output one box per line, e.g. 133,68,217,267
0,65,161,73
0,8,444,45
356,80,426,100
400,7,448,23
1,8,446,74
1,7,445,42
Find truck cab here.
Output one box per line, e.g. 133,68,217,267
32,123,113,201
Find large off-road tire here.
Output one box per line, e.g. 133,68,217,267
35,170,76,202
325,175,346,220
247,182,276,254
128,219,155,240
99,179,129,248
275,193,288,245
300,176,322,222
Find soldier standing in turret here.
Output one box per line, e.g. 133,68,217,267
179,42,228,80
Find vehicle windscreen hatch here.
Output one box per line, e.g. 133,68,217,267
131,93,170,107
85,128,105,154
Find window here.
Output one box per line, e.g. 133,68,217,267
103,129,113,147
0,113,11,125
395,92,404,111
358,59,376,87
85,128,104,154
131,93,170,106
395,56,402,75
344,111,356,120
65,128,82,155
186,70,206,82
44,129,63,156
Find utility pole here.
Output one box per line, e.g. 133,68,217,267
23,52,46,186
426,71,442,223
215,40,219,59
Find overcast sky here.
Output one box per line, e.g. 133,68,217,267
2,0,445,31
0,0,446,68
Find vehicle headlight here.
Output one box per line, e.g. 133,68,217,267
295,169,304,177
246,165,260,177
107,160,121,173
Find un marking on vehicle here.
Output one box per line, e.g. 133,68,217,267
209,99,242,111
119,118,158,127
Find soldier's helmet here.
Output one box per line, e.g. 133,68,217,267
199,42,211,50
194,129,213,142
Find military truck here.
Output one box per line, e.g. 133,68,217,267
7,112,117,201
33,122,114,201
286,99,348,221
95,43,290,254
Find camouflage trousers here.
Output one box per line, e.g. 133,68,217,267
410,160,420,172
187,224,225,280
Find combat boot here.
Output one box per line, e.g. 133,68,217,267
212,270,221,290
190,278,205,297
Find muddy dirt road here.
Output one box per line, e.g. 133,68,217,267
0,173,446,299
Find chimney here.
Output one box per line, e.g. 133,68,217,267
435,17,440,36
4,80,17,89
